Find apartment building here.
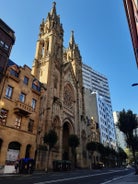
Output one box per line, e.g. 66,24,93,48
0,60,41,173
0,19,15,83
82,63,111,106
86,90,116,148
82,64,117,149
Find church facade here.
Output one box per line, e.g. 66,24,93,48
32,2,88,169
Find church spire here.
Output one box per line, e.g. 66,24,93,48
69,30,75,49
50,2,57,18
32,2,64,82
68,30,81,60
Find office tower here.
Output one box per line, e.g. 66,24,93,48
83,63,117,149
82,63,111,107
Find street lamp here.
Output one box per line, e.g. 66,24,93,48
0,100,4,111
131,83,138,87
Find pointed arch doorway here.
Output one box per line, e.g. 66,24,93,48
62,122,69,160
62,122,72,160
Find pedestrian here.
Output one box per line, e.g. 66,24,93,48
15,160,19,173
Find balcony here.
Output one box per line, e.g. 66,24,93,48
14,101,33,117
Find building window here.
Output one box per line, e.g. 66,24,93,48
5,85,13,99
0,40,9,51
19,92,26,103
0,40,4,47
31,98,36,110
10,69,19,78
0,109,8,125
4,44,9,51
15,115,21,129
28,119,34,132
32,79,40,92
23,76,29,85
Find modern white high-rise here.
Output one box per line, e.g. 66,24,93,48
82,63,111,107
83,63,117,149
90,91,116,148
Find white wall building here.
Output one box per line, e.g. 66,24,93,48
82,63,117,148
90,91,116,148
82,63,111,107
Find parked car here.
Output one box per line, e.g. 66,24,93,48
93,162,104,169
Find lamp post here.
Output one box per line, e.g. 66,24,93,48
132,83,138,87
0,100,4,124
0,100,4,111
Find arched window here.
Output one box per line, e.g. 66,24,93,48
46,40,49,51
6,142,20,164
32,79,41,92
25,144,31,158
8,141,20,150
41,41,45,58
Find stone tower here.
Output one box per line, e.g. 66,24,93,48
32,2,87,169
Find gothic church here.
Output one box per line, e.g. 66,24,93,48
32,2,87,169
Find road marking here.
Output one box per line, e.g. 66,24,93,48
100,176,125,184
34,169,131,184
100,173,133,184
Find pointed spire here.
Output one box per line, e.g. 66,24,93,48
41,18,45,27
39,18,45,35
69,30,75,45
50,2,57,18
69,30,76,49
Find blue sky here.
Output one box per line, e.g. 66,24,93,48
1,0,138,114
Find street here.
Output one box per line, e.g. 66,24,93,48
0,167,135,184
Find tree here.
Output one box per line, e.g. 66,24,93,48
68,134,79,168
117,147,127,166
118,109,137,136
96,143,106,165
43,129,58,171
86,141,97,169
117,109,138,167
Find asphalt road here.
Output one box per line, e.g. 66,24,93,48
0,167,135,184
